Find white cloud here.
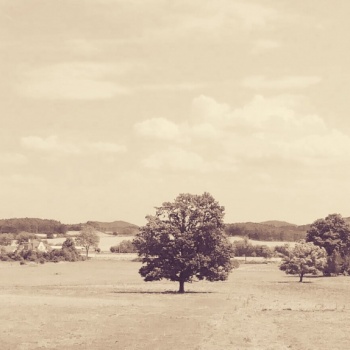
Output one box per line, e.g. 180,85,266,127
191,94,350,164
21,136,80,154
134,118,181,140
0,153,28,165
89,142,127,154
142,146,206,171
191,123,221,139
138,94,350,172
17,62,130,100
242,75,322,89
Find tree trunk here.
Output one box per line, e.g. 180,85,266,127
178,280,185,293
299,273,303,282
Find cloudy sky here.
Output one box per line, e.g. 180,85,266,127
1,0,350,225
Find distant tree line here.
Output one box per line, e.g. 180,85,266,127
0,218,67,235
87,221,139,235
225,223,308,241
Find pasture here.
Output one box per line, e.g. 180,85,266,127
0,260,349,349
47,233,295,253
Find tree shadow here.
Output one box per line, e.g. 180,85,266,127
275,281,313,284
112,290,214,294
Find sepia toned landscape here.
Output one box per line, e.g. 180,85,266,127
2,1,350,349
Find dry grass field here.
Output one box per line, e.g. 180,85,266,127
48,234,295,253
1,260,350,350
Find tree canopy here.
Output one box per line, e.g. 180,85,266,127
133,193,234,293
280,240,327,282
76,225,100,258
306,214,350,256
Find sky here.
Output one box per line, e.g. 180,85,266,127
1,0,350,226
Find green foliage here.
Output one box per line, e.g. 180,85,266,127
110,240,137,253
0,218,67,235
0,237,83,263
274,244,291,257
133,193,234,293
76,225,100,258
66,224,82,231
324,250,343,276
0,233,14,246
232,238,273,258
225,222,307,241
306,214,350,256
16,232,37,244
86,221,139,235
280,240,327,282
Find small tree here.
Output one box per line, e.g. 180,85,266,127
16,232,36,244
0,233,14,246
133,193,234,293
280,240,327,282
76,225,99,258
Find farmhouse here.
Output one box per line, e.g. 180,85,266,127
16,239,52,253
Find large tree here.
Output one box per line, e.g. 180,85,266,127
280,240,327,282
76,225,100,258
133,193,234,293
306,214,350,256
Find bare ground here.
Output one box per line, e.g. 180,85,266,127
0,260,349,350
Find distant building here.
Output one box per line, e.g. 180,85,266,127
16,239,52,253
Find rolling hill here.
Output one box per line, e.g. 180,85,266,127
224,221,308,242
86,220,139,235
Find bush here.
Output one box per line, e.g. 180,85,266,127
232,239,273,258
274,244,291,257
324,250,343,276
110,240,137,253
231,259,240,269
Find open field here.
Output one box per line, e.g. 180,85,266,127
47,233,134,252
228,236,296,248
47,234,295,253
1,260,349,350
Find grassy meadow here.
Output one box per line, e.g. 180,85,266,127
47,233,296,253
1,260,350,350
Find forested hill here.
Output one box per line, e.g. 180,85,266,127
0,218,139,235
0,218,66,234
1,217,349,241
86,221,140,235
224,221,310,241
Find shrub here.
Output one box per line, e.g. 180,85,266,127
110,240,137,253
232,239,273,258
324,250,343,276
231,259,240,269
274,244,291,257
